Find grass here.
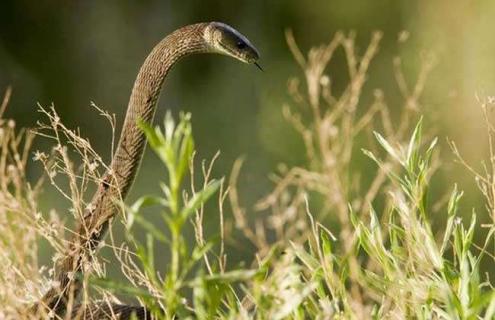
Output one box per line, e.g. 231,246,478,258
1,30,494,319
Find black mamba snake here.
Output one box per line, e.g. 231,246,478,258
29,22,259,319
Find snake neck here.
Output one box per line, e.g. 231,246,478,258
112,22,210,198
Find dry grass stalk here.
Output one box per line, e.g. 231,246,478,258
229,30,439,316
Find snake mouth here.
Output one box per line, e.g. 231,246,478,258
217,42,262,72
217,42,259,65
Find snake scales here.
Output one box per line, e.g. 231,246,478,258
28,22,259,319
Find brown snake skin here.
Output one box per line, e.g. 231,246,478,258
28,22,259,319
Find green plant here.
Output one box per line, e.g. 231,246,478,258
95,113,262,319
97,113,495,319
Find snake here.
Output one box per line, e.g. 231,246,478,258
29,22,260,319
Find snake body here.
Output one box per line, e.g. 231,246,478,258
30,22,259,319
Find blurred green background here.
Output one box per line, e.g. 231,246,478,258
1,0,495,268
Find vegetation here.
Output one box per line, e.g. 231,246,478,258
1,31,495,319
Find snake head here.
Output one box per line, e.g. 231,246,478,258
205,22,260,66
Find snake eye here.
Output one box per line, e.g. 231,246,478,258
236,41,247,49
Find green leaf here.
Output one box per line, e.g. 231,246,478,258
290,241,320,271
133,214,169,243
126,195,167,230
90,276,156,300
180,179,222,220
373,131,403,165
176,129,194,188
406,117,423,172
188,269,260,287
